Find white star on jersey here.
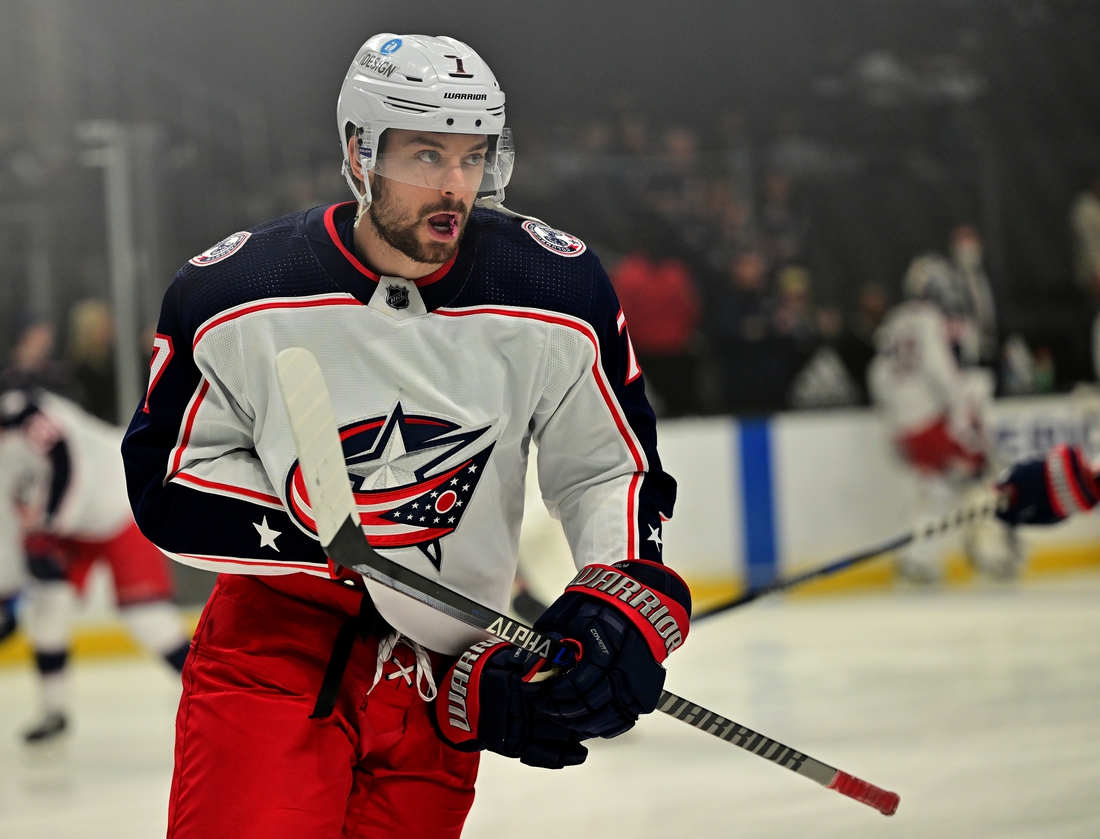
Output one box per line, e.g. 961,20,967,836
349,417,460,491
647,524,663,551
253,516,282,551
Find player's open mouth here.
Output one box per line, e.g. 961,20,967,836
426,212,460,241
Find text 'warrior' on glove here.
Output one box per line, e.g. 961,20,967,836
532,559,692,739
997,444,1100,526
433,640,588,770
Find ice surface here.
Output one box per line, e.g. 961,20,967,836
1,574,1099,837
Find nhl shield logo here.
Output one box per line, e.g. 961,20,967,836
522,220,586,258
386,284,410,310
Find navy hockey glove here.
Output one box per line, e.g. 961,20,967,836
533,560,691,739
997,444,1100,525
434,640,588,770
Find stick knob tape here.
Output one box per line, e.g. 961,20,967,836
827,770,900,816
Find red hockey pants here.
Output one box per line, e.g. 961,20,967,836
168,572,479,839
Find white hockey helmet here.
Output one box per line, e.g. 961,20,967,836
337,34,513,211
903,253,969,315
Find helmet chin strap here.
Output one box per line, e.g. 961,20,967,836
341,158,373,228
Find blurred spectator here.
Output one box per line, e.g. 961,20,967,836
772,265,818,348
68,298,117,423
1033,346,1056,393
610,253,701,417
772,265,822,406
645,128,710,237
0,314,76,397
759,171,806,267
709,249,778,413
1070,173,1100,378
832,283,890,402
1001,333,1037,395
949,224,998,366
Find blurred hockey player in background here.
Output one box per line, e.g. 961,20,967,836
869,253,1022,582
0,388,191,743
0,421,44,653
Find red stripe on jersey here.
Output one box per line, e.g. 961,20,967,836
193,294,361,349
173,471,282,507
323,203,457,287
434,305,647,556
339,419,385,441
434,306,646,471
167,550,327,576
324,203,380,279
626,471,642,558
169,380,210,478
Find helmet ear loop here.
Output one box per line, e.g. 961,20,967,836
353,177,372,229
341,153,373,228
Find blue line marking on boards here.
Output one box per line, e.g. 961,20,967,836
738,418,777,589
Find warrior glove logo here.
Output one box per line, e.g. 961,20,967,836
564,564,689,660
286,403,495,571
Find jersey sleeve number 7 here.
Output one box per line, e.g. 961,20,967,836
143,334,175,414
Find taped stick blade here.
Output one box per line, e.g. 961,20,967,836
275,347,358,546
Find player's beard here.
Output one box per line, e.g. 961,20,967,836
368,177,469,266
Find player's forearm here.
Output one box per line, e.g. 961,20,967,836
130,476,326,570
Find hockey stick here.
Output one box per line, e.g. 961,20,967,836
696,493,1002,622
275,347,900,817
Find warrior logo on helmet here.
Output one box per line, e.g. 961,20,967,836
285,404,495,571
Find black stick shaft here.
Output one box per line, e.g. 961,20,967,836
696,493,1002,621
323,514,900,815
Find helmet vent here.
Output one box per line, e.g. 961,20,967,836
383,95,440,114
403,76,423,83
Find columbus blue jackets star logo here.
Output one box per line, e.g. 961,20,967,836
286,404,495,571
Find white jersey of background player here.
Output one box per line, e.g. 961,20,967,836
0,432,46,620
0,389,190,743
869,254,1021,581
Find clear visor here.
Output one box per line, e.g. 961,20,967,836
371,128,514,196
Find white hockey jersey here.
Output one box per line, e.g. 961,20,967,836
0,431,47,594
123,203,676,655
0,390,133,541
868,300,992,442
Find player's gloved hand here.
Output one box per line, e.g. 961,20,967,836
532,560,691,739
433,639,588,769
997,444,1100,525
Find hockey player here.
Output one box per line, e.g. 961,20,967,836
0,424,43,650
0,388,191,743
868,254,1021,581
122,34,689,838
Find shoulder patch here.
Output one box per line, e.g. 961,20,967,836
522,220,586,258
189,231,251,267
